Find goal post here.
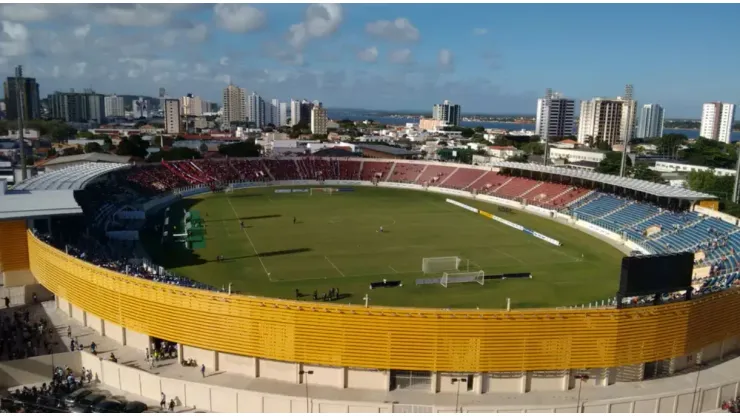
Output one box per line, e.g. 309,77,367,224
441,270,485,287
422,256,461,274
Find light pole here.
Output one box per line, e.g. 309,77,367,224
299,370,314,413
691,366,703,413
574,374,589,413
451,377,467,413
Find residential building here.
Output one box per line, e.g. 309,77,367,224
104,95,125,118
278,102,288,127
48,90,105,123
700,102,736,143
247,92,266,128
133,97,149,118
164,99,181,134
432,100,461,126
290,99,314,126
535,89,575,141
577,85,637,146
181,94,205,116
3,76,40,120
636,104,665,139
419,117,447,132
310,104,328,135
266,99,280,127
222,84,246,129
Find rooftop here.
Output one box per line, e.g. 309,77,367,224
38,152,132,167
492,160,717,200
0,189,82,220
356,143,420,156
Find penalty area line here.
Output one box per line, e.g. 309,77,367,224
324,256,345,277
225,194,275,282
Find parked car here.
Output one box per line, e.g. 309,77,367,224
71,393,109,413
63,388,96,408
123,401,148,413
92,399,126,413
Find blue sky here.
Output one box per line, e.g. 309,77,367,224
2,3,739,117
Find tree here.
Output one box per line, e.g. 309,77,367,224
678,137,736,169
63,146,84,156
84,142,103,153
653,134,687,158
148,147,202,162
218,140,262,157
596,151,631,175
686,169,735,200
77,131,94,139
474,126,485,133
629,163,665,183
116,136,149,158
507,154,529,163
311,134,328,141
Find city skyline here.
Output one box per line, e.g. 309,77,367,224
0,4,738,118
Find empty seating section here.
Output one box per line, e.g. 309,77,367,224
570,194,629,222
468,172,508,193
443,168,485,189
360,161,393,181
495,177,540,199
415,165,456,185
338,160,361,180
599,203,661,231
388,162,425,183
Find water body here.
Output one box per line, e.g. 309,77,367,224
327,111,740,141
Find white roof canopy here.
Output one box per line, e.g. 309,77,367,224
12,162,128,191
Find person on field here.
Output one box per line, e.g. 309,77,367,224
293,217,297,225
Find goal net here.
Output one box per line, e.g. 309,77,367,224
422,256,461,274
441,271,485,288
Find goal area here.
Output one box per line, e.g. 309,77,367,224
422,256,461,274
441,271,485,288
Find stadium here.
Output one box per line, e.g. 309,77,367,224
3,156,740,412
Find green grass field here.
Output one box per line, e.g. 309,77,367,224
142,187,624,309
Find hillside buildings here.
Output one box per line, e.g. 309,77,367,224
535,89,575,141
700,102,735,143
577,85,637,146
636,104,665,139
432,100,461,126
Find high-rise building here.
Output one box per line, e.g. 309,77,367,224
133,97,149,118
164,99,181,134
104,95,125,118
577,85,637,146
48,90,105,123
222,84,246,129
636,104,665,139
700,102,736,143
278,102,288,127
181,94,207,116
267,99,280,127
432,100,461,126
535,89,575,141
290,99,314,126
4,76,40,120
247,92,265,128
310,104,328,135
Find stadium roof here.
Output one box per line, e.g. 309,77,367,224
39,153,131,167
492,161,717,200
356,144,419,156
12,162,128,191
0,190,82,220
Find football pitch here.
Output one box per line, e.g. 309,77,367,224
142,186,624,309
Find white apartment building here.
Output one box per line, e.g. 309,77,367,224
535,90,575,141
577,87,637,146
432,100,461,126
164,99,181,134
104,95,125,118
636,104,665,139
310,105,328,135
278,102,288,127
247,92,265,128
222,85,246,129
700,102,736,143
266,99,279,127
180,94,208,116
549,147,607,164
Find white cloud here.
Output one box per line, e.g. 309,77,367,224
71,62,87,77
389,48,412,65
438,49,453,70
287,4,343,49
473,28,488,36
0,21,31,57
0,4,52,22
162,23,208,47
357,46,378,63
219,56,229,66
214,74,231,84
94,5,173,27
366,18,419,42
73,24,90,39
213,4,265,33
51,65,60,78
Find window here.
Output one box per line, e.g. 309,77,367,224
391,370,432,390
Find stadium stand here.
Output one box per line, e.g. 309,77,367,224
387,162,425,183
440,167,486,190
360,161,394,181
414,164,456,186
12,163,128,191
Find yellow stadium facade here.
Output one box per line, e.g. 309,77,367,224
23,229,740,392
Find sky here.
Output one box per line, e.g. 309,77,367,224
1,3,739,118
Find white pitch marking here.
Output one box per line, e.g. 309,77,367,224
225,195,274,281
324,256,345,277
388,265,399,273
